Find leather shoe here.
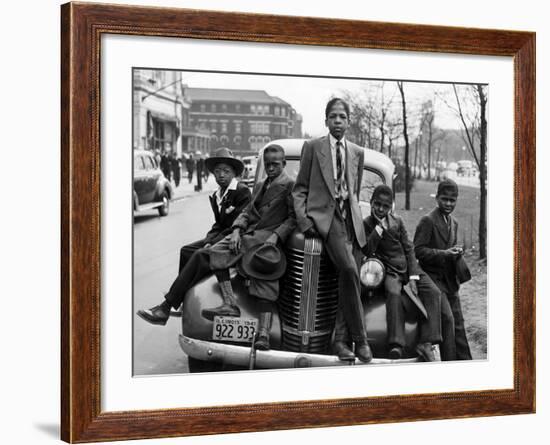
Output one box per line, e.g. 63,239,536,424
389,345,404,360
416,342,436,362
137,303,170,326
201,303,240,321
355,341,373,363
334,341,355,361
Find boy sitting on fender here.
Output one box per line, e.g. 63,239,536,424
363,185,446,361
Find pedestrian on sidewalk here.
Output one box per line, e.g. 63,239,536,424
185,153,195,183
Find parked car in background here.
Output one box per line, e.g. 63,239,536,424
457,160,474,177
178,139,427,373
133,150,173,216
240,155,257,186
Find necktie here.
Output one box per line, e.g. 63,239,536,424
335,141,345,216
336,141,343,184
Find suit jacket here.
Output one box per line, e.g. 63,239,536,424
209,170,296,270
292,136,367,247
232,170,296,243
413,207,466,294
205,181,251,245
363,213,421,282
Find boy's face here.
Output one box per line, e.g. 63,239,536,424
325,102,349,140
436,191,458,215
371,193,393,220
264,150,285,180
213,162,235,189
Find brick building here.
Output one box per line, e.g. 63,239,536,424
183,87,303,155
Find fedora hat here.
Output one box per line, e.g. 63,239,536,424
240,243,287,281
205,147,244,176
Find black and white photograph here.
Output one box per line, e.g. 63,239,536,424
132,68,488,376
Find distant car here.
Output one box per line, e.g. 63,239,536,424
241,155,257,186
133,150,173,216
457,160,474,177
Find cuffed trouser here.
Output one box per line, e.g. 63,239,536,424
385,272,443,348
328,207,367,343
446,291,472,360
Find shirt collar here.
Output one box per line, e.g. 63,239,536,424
329,133,346,149
215,177,238,200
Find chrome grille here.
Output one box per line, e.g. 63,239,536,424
280,237,339,353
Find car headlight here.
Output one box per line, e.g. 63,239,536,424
360,258,385,289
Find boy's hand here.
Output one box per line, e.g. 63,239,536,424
229,229,241,254
444,247,462,257
265,233,279,246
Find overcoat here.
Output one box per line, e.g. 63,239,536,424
208,170,296,301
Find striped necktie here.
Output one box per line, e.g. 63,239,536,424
335,141,346,216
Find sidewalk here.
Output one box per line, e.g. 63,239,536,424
170,174,218,202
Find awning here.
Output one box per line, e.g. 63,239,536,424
148,109,177,124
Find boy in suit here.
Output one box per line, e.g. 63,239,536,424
363,185,443,361
177,147,251,272
138,145,295,350
293,98,372,363
414,179,472,360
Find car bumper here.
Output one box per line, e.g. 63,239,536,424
179,335,420,369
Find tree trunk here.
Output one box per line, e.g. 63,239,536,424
477,85,487,260
397,82,411,210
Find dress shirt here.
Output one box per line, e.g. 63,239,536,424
214,177,238,212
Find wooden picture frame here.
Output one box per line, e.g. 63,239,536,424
61,2,535,442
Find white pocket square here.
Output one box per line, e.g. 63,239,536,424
225,206,235,214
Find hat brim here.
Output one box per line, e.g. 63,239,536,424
205,157,244,176
239,245,287,280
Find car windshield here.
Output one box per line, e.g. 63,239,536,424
256,157,385,203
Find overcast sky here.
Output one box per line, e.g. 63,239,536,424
175,70,483,138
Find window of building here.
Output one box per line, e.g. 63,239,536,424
234,121,241,134
220,135,229,144
251,104,256,114
221,122,228,133
200,104,206,113
234,135,242,145
274,106,279,116
209,120,217,133
211,104,217,113
221,104,227,113
235,104,241,113
281,107,286,117
211,135,219,143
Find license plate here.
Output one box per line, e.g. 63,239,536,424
212,316,258,343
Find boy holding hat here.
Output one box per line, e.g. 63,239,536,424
362,185,445,361
177,147,251,272
138,145,295,351
414,179,473,360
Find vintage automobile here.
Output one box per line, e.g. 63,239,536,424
178,139,426,372
133,150,173,216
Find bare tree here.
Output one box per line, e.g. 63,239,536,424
397,81,411,210
451,84,488,259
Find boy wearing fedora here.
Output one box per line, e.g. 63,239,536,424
413,179,473,360
138,144,295,351
177,147,251,272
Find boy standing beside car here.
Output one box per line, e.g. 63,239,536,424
292,98,372,363
413,179,473,360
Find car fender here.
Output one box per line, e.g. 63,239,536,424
154,178,173,201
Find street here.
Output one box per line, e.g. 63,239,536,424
133,178,217,376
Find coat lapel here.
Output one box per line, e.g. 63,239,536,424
209,194,220,222
316,136,335,195
258,171,289,207
345,142,359,196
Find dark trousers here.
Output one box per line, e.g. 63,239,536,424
445,291,472,360
165,248,213,309
179,238,210,273
328,207,367,343
384,272,443,348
